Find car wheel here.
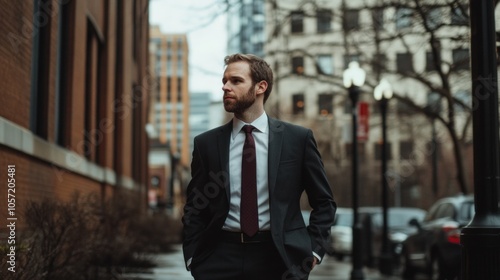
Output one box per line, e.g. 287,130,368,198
430,252,456,280
429,254,440,280
401,252,415,280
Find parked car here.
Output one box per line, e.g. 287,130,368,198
329,207,353,260
359,207,427,267
401,194,474,280
328,207,426,264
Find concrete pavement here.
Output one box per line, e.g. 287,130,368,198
121,244,402,280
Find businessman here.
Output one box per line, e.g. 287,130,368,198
182,53,336,280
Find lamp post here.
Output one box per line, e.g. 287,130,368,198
343,61,366,280
169,151,179,210
374,79,393,276
461,0,500,279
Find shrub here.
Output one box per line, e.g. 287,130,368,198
0,192,182,280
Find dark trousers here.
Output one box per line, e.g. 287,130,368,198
191,237,290,280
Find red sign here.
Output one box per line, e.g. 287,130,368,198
357,102,369,141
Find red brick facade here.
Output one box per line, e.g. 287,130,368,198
0,0,150,232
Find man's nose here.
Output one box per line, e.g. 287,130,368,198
222,82,230,92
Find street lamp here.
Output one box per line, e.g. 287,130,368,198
461,1,500,279
374,79,393,276
343,61,366,280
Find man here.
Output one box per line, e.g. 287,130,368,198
182,53,336,280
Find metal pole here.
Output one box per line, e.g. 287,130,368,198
431,120,438,195
461,1,500,279
378,98,392,275
350,87,364,280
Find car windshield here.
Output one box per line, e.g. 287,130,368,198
372,210,425,227
335,212,353,226
459,201,475,222
389,211,424,227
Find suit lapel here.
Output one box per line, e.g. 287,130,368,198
217,120,233,201
268,117,284,196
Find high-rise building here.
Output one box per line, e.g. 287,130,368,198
189,92,211,152
227,0,266,57
149,26,190,166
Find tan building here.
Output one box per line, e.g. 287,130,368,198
147,26,190,216
0,0,150,231
149,26,190,166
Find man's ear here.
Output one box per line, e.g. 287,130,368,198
255,80,268,95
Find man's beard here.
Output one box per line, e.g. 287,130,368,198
223,86,256,114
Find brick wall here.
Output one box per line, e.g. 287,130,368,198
0,0,150,235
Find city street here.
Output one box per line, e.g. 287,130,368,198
122,244,403,280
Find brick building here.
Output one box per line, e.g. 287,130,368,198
0,0,150,231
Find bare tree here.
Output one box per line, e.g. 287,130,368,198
264,0,486,195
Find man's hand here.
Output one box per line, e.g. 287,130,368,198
312,257,318,270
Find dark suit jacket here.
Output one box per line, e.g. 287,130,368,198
182,116,336,278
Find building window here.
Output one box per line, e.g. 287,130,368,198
166,77,171,102
291,11,304,33
84,20,103,161
453,90,470,112
345,143,366,160
30,0,52,139
317,9,332,33
156,77,161,103
400,141,413,160
55,0,73,145
343,9,360,31
396,53,414,73
426,51,438,72
396,8,412,29
177,59,183,76
167,59,172,76
426,8,442,30
177,77,183,101
253,0,264,15
427,91,442,113
451,6,468,25
374,142,392,160
372,53,386,75
292,94,305,114
372,8,384,31
292,56,304,75
316,55,333,75
452,48,470,71
318,94,333,116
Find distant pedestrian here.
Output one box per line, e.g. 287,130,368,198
182,53,336,280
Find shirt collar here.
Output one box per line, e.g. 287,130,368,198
231,113,268,139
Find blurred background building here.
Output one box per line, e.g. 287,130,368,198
189,91,211,153
0,0,478,229
260,0,473,210
227,0,266,57
147,26,191,216
0,0,150,230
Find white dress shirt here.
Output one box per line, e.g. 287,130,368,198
223,112,271,231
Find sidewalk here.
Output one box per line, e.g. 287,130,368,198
121,244,402,280
310,254,400,280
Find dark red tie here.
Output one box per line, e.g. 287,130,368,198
241,125,258,237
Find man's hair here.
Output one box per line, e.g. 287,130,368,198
224,53,274,103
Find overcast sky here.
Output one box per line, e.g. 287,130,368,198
149,0,228,101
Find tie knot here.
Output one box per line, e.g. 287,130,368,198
242,125,255,134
